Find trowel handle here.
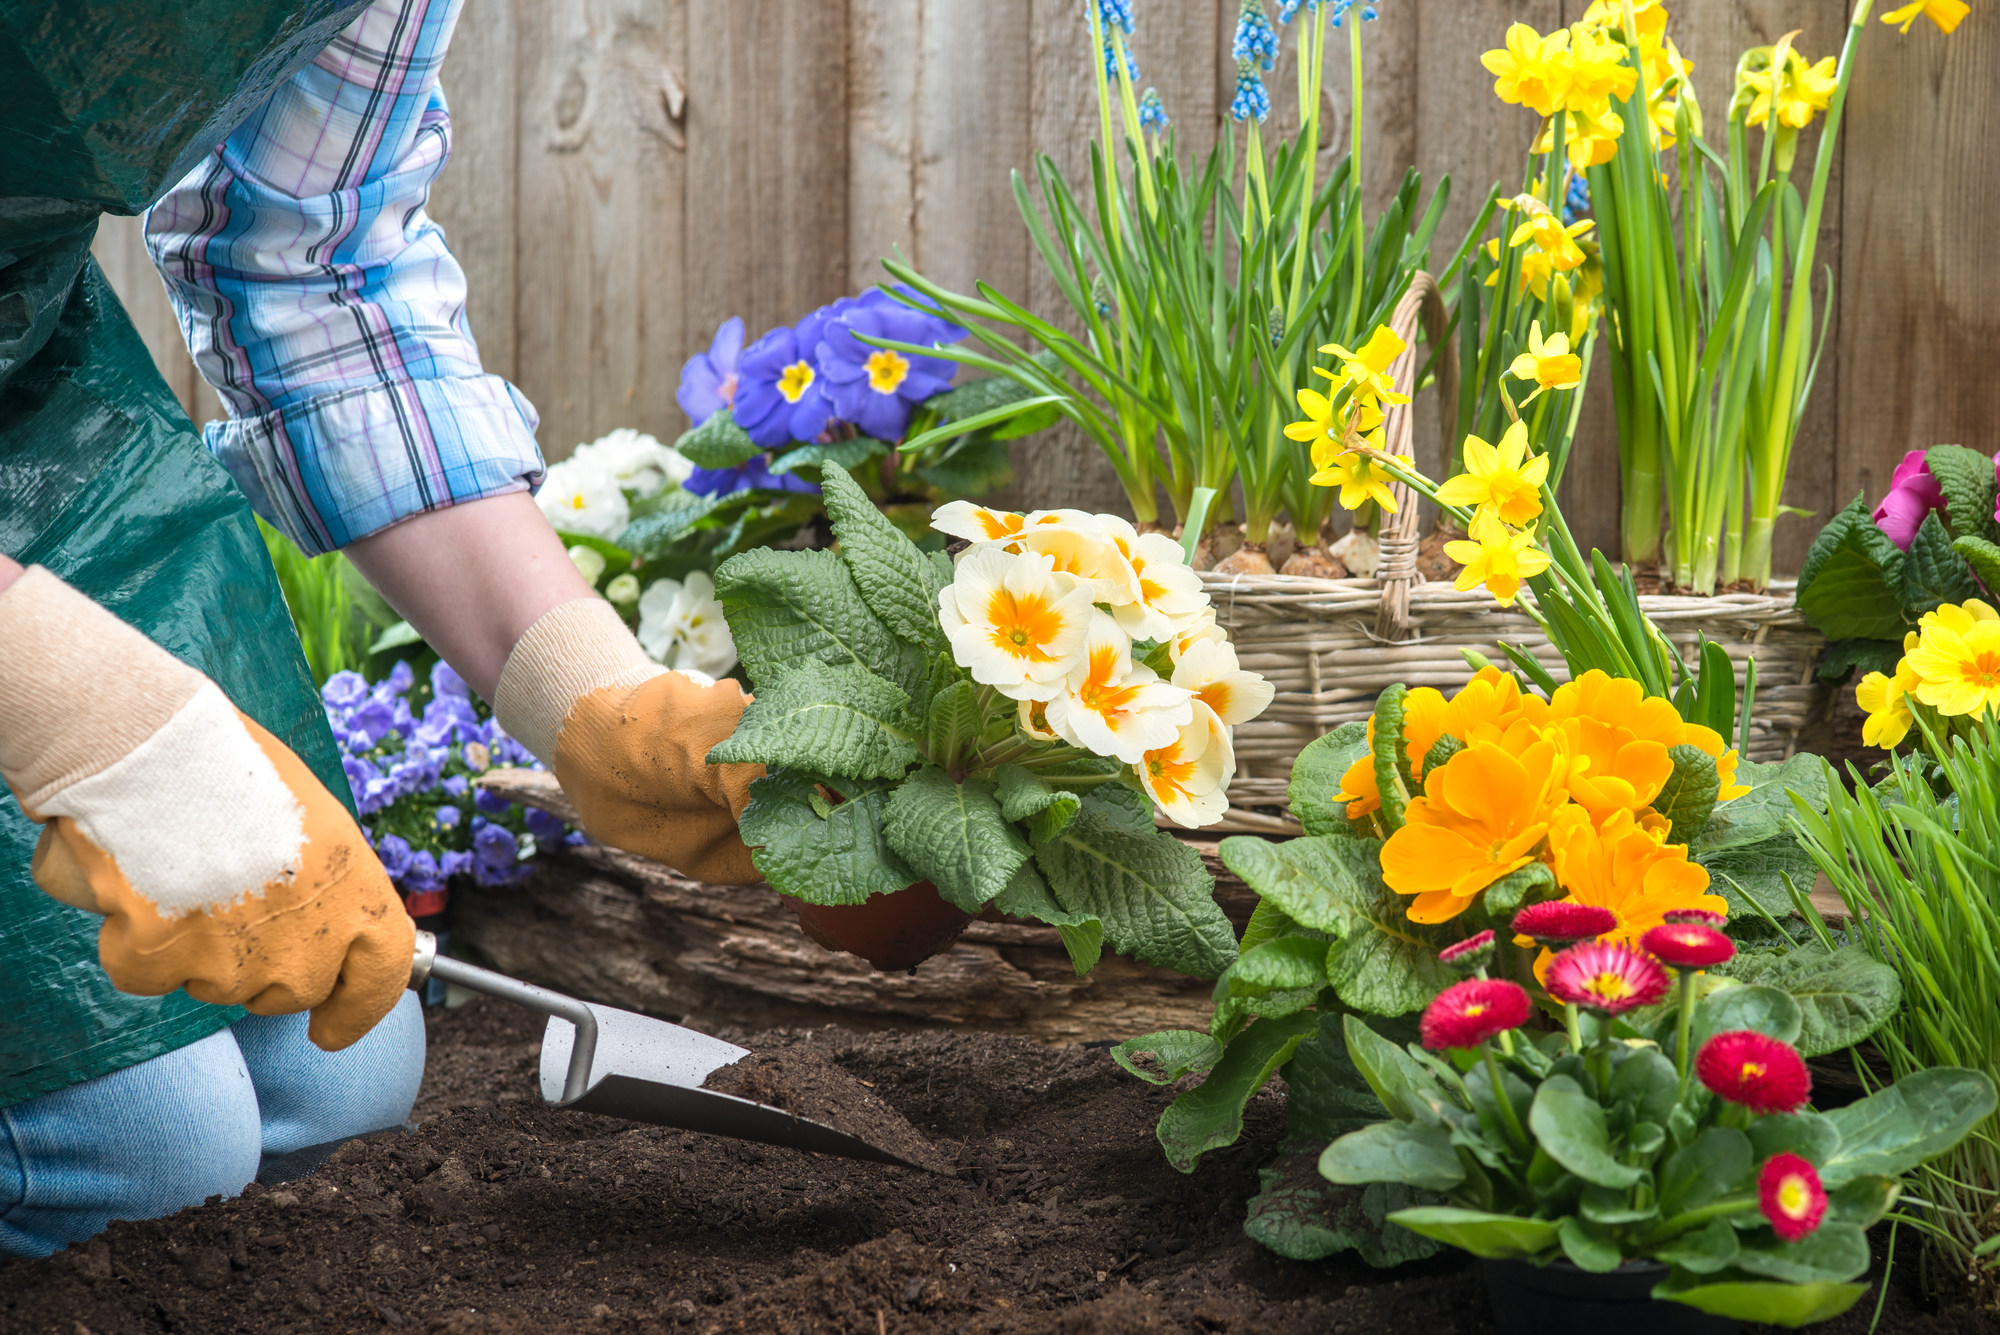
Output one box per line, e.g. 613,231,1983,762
409,930,600,1104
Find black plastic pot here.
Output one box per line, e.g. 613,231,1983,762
1481,1258,1738,1335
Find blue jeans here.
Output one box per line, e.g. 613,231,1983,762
0,991,425,1258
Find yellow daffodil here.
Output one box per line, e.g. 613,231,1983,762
1855,661,1919,749
1508,199,1594,272
1311,449,1402,513
1907,616,2000,718
1882,0,1969,34
1561,27,1638,117
1318,326,1411,407
1436,420,1549,527
1534,103,1625,168
1742,48,1838,130
1506,322,1584,402
1577,0,1667,43
1287,385,1385,471
1482,23,1572,118
1444,514,1551,608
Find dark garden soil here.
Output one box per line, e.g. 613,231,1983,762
4,999,1996,1335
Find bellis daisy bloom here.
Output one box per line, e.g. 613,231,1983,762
1513,901,1617,947
1759,1153,1830,1242
1421,978,1533,1050
1640,922,1735,970
939,547,1096,702
1439,930,1498,974
1698,1030,1812,1113
1435,420,1549,528
1664,908,1728,927
1545,940,1669,1014
1045,613,1195,764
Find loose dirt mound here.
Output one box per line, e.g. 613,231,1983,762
1,1001,1992,1334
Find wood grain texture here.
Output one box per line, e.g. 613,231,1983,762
1835,15,2000,525
429,0,520,390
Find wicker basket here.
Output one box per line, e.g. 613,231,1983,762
1205,272,1829,816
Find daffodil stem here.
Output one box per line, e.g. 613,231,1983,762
1482,1045,1532,1155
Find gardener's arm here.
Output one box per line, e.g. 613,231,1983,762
147,0,761,884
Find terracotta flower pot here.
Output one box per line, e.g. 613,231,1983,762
782,881,975,973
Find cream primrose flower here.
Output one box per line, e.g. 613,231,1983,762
1169,607,1227,664
536,453,630,541
1138,706,1232,829
931,500,1030,544
1017,697,1061,741
1170,636,1275,726
1044,612,1194,764
636,572,737,677
579,427,692,497
939,546,1096,702
1093,514,1211,642
1017,522,1144,607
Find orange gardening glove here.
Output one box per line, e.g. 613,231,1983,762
493,598,762,884
0,567,413,1051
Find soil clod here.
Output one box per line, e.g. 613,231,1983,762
702,1048,957,1175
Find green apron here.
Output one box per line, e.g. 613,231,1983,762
0,0,372,1108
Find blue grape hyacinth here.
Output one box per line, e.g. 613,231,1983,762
1138,87,1170,134
1230,57,1271,123
1232,1,1279,69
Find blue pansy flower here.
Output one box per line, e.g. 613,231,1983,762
375,834,414,880
435,804,461,831
524,807,568,844
1230,56,1271,123
816,292,966,442
1232,1,1279,68
682,452,823,499
733,323,836,448
676,316,745,428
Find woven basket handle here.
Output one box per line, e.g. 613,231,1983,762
1373,271,1457,643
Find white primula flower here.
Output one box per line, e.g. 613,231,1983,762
1167,607,1226,664
939,546,1096,702
538,454,630,541
1044,612,1194,764
1018,523,1143,607
637,572,737,677
1171,637,1275,725
1093,515,1209,641
581,427,693,497
1137,705,1232,829
932,500,1029,545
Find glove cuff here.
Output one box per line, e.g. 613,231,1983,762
493,597,663,765
0,567,205,810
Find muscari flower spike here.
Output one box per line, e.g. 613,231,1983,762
1103,31,1140,82
1328,0,1380,27
1230,56,1271,123
1233,0,1280,69
1563,173,1592,224
1138,86,1171,133
1094,0,1135,36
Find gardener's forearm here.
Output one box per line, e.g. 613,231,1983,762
0,555,21,595
344,493,598,703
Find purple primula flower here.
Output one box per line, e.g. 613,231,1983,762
431,659,471,701
1873,448,1947,550
435,804,461,830
734,324,836,448
683,453,822,499
816,297,965,441
442,774,469,798
474,787,513,816
375,834,414,880
524,807,567,844
678,316,746,428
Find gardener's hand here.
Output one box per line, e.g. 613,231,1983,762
492,597,762,885
0,567,413,1052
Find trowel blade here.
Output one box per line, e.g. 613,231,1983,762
537,1003,926,1170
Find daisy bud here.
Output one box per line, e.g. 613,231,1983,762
1664,908,1729,928
1420,978,1533,1050
1511,901,1617,949
1758,1152,1829,1242
1439,930,1497,975
1640,922,1736,971
1544,940,1669,1015
1697,1030,1813,1114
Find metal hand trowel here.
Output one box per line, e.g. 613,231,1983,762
409,931,935,1170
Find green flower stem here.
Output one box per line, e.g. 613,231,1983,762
1674,967,1699,1099
1482,1044,1532,1155
1564,1002,1584,1057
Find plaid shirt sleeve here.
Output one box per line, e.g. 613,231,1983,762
144,0,543,557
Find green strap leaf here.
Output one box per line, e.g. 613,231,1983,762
818,463,951,655
706,660,920,780
1156,1011,1319,1172
737,769,916,906
881,765,1030,912
675,408,760,469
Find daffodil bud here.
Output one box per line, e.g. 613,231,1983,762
1550,273,1576,349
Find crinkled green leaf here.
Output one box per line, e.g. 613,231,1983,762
1110,1029,1221,1085
819,463,951,655
618,488,730,561
1385,1207,1559,1261
1289,721,1371,836
675,408,760,469
1529,1075,1642,1189
1245,1155,1442,1266
1226,935,1332,994
1698,832,1818,921
914,433,1015,497
1157,1011,1319,1172
1820,1067,1998,1186
1794,494,1908,642
922,679,980,768
1283,1012,1403,1143
714,547,926,701
1238,897,1300,956
1716,945,1902,1057
1925,444,2000,543
991,859,1101,975
1693,754,1829,855
881,765,1029,912
1955,534,2000,592
1814,637,1904,683
1657,743,1720,845
1481,861,1558,917
1034,793,1237,978
1320,1121,1464,1192
1901,511,1983,614
1371,684,1413,832
767,436,888,476
738,769,915,905
707,660,920,780
993,763,1081,843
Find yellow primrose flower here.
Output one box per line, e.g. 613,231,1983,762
1561,27,1638,117
1907,616,2000,718
1506,322,1584,401
1883,0,1969,34
1743,49,1838,130
1856,661,1920,749
1311,449,1402,513
1482,23,1572,118
1920,597,2000,635
1436,420,1549,528
1444,515,1552,608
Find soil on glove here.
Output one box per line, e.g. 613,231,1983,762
701,1050,956,1176
3,1000,1995,1335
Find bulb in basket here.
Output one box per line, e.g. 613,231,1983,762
708,465,1269,977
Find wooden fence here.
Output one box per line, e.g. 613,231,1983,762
92,0,2000,573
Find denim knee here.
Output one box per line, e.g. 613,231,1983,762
231,989,426,1155
0,1027,262,1260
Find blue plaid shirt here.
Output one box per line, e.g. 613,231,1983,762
146,0,543,557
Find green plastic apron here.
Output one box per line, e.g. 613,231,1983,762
0,0,371,1109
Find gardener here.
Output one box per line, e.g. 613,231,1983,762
0,0,758,1259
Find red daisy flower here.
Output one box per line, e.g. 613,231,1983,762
1544,940,1669,1014
1421,978,1533,1050
1439,930,1497,972
1664,908,1728,928
1640,922,1736,970
1759,1152,1828,1242
1697,1030,1812,1114
1512,901,1618,947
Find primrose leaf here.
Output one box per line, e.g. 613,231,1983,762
1110,1030,1222,1086
1656,744,1720,846
675,408,760,469
1793,495,1908,642
1319,1120,1464,1192
1288,720,1371,836
767,436,888,477
1385,1207,1558,1262
1481,861,1559,917
1717,945,1903,1057
1225,935,1332,995
1371,684,1413,832
991,860,1101,975
881,765,1030,913
1156,1010,1318,1172
1697,831,1817,921
1692,754,1829,854
1819,1067,1999,1186
1529,1075,1642,1189
922,679,981,766
708,660,920,780
993,763,1081,843
1955,534,2000,592
1814,638,1904,683
1034,793,1236,979
1901,511,1983,615
1925,444,2000,543
713,547,926,702
1245,1154,1442,1266
818,463,951,655
738,769,915,905
1283,1012,1407,1143
914,434,1015,497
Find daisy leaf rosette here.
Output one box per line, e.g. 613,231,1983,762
707,465,1271,980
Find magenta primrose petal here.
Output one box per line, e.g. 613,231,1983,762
1872,448,1945,550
